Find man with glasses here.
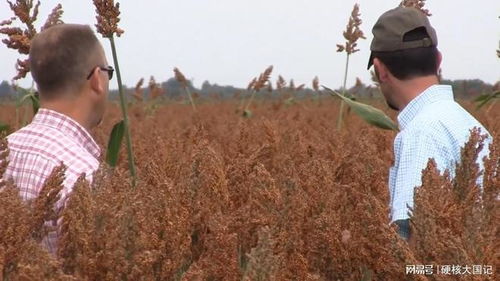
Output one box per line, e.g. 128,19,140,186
2,24,112,254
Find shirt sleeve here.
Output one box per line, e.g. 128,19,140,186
390,128,450,221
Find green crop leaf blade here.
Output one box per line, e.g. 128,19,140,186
475,91,499,110
29,92,40,114
106,120,125,167
284,97,296,106
322,86,399,131
242,109,252,118
344,92,356,101
17,87,31,106
18,89,40,114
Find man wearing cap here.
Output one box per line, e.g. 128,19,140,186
368,7,491,239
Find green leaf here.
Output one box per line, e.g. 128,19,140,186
474,91,499,110
329,91,356,101
284,97,296,106
18,89,40,114
106,120,125,167
16,87,30,106
29,92,40,114
242,109,252,118
322,86,399,131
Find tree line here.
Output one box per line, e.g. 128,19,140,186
0,78,497,101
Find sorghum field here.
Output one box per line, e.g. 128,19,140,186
0,99,498,281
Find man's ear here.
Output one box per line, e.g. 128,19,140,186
436,50,443,72
88,68,104,96
373,58,390,83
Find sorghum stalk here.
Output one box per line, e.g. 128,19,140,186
109,36,137,186
93,0,136,186
336,53,350,130
335,4,365,131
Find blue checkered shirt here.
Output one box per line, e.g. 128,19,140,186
389,85,491,222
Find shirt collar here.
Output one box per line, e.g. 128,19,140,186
397,85,454,130
31,108,101,159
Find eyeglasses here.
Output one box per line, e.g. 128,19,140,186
86,65,114,80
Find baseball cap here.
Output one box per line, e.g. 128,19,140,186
367,7,437,69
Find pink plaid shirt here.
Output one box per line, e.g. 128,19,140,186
2,108,101,254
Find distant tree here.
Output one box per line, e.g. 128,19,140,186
0,81,13,99
162,77,196,99
442,79,494,99
201,80,211,92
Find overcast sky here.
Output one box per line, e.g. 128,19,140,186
1,0,499,90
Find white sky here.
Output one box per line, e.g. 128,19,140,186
1,0,499,89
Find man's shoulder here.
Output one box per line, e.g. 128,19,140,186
7,124,99,171
410,100,485,132
8,123,66,142
399,101,490,150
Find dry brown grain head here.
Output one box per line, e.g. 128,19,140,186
182,214,240,281
93,0,124,38
174,67,188,88
242,226,279,281
12,58,30,80
0,176,75,281
148,76,156,93
0,138,9,189
312,76,319,91
276,75,286,91
190,139,230,211
133,77,144,102
296,84,305,91
411,160,461,263
153,88,164,101
400,0,432,16
8,240,75,281
0,180,31,278
149,76,165,99
41,3,64,31
480,137,499,269
247,77,257,91
477,134,499,268
1,1,64,80
4,0,40,41
253,65,273,92
411,129,498,269
336,3,366,55
87,168,135,280
57,175,95,277
452,128,486,202
0,18,31,56
6,239,75,280
29,163,66,242
289,79,295,91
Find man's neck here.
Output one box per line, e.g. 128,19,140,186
40,99,92,131
396,75,439,112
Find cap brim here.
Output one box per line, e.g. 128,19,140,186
367,52,374,70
